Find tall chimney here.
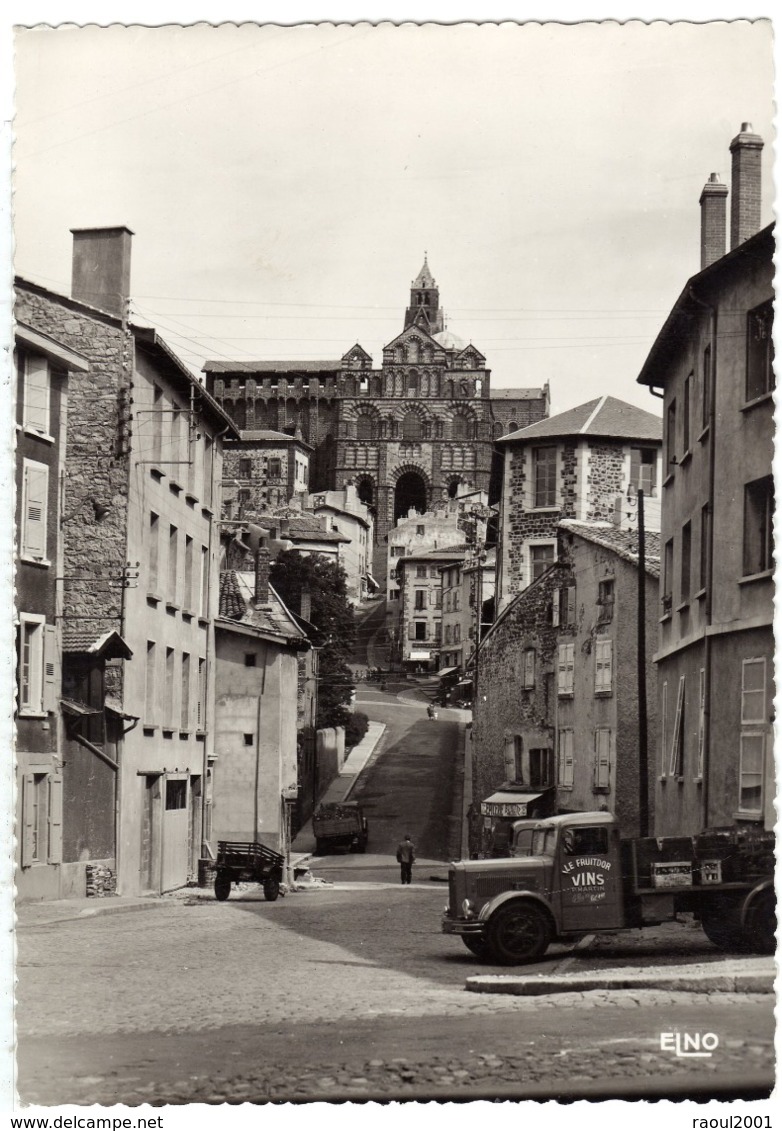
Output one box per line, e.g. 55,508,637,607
71,226,134,318
255,547,270,605
699,173,728,268
729,123,764,250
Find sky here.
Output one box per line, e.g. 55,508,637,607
9,18,775,418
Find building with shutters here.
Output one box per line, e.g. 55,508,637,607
14,323,90,899
394,547,471,673
15,226,237,898
637,125,774,835
204,260,548,581
221,428,312,519
494,396,663,613
470,521,659,856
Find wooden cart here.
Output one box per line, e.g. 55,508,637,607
214,840,285,902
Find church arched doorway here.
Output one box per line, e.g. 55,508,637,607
394,471,427,522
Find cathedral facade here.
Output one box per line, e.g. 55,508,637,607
204,262,548,576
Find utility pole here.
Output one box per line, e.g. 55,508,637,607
637,488,649,837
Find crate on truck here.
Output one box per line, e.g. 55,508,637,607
442,811,775,964
312,801,369,855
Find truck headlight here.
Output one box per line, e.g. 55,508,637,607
462,898,475,919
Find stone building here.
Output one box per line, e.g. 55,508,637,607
204,260,547,579
15,227,237,897
490,385,551,437
221,427,312,519
637,125,774,835
471,522,659,855
439,548,496,679
495,395,663,611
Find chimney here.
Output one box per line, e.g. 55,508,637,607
71,226,134,318
729,123,764,250
300,587,312,622
699,173,728,268
255,547,270,604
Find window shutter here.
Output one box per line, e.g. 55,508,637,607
697,669,706,778
557,643,574,695
48,773,63,864
551,588,560,626
565,586,575,624
408,623,416,640
22,462,48,559
22,773,35,866
595,639,613,693
594,730,611,788
42,623,59,713
559,729,574,787
24,356,50,434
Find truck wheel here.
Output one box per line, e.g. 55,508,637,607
745,890,776,955
214,873,232,902
263,878,280,902
462,936,489,959
486,902,552,965
701,898,746,952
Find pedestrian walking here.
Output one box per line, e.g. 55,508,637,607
396,834,416,885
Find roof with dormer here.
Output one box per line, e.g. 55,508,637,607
497,395,662,444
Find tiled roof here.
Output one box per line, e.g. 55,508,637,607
399,544,471,564
559,520,661,578
204,360,342,374
499,395,662,443
285,518,350,544
61,626,133,658
218,571,308,645
490,387,547,400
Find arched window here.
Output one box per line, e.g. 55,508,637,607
406,370,420,397
508,421,518,433
452,416,469,440
493,421,504,438
402,412,423,441
230,400,247,430
356,415,373,440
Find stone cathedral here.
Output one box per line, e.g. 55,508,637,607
204,260,548,574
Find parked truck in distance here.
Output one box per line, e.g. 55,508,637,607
313,801,369,855
442,811,775,965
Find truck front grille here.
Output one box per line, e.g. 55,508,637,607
476,874,536,899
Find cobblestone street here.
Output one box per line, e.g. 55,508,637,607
16,885,775,1105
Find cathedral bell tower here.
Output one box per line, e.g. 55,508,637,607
404,255,444,335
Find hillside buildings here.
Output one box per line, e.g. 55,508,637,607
204,262,547,579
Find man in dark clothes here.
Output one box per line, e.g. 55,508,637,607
396,834,415,884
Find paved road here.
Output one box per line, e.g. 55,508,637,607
16,885,775,1105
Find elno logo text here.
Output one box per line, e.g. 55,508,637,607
660,1032,719,1058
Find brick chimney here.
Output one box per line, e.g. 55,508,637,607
71,226,134,318
729,123,764,250
699,173,728,268
255,547,271,604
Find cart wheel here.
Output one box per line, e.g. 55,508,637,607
214,873,232,902
263,878,280,902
